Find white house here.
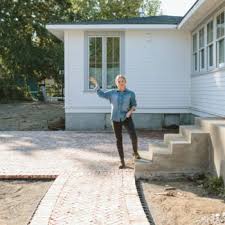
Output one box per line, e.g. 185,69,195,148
47,0,225,130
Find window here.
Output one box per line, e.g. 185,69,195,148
192,33,198,71
207,20,214,68
88,37,102,89
199,27,205,70
191,8,225,73
106,37,120,89
216,11,225,68
86,32,124,90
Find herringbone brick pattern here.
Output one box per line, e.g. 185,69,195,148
0,131,152,225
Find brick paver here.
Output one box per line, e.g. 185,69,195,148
0,131,152,225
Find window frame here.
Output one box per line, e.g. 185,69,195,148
198,26,206,72
216,10,225,68
84,31,125,92
106,36,121,89
206,20,214,70
87,36,104,89
192,32,198,72
191,7,225,75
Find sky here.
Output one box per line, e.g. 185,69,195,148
160,0,197,16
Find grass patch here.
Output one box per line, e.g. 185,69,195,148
192,172,225,197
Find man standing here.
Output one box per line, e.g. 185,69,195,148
90,74,141,169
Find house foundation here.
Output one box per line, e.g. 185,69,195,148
65,113,196,130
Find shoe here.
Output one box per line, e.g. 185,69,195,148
119,159,126,169
133,152,141,159
119,164,126,169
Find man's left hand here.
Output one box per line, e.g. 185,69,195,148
126,111,132,118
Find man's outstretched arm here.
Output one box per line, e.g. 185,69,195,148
94,83,112,100
90,76,112,100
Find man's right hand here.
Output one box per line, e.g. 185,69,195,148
89,76,98,87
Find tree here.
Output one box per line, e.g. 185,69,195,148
0,0,71,83
142,0,162,16
68,0,161,21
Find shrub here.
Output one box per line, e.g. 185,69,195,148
0,78,33,103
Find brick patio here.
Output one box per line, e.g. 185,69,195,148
0,131,157,225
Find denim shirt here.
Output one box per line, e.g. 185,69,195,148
94,85,137,122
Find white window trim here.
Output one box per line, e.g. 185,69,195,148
191,6,225,75
192,32,198,73
198,25,206,72
84,31,125,92
216,36,225,68
216,10,225,68
206,19,215,70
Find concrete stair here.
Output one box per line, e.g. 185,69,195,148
135,119,211,179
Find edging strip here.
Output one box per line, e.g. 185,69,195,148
28,171,72,225
122,170,150,225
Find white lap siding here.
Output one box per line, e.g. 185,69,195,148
191,71,225,116
125,30,191,113
65,29,191,114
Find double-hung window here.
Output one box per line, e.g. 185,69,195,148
192,33,198,72
199,27,205,71
216,11,225,68
192,8,225,73
207,20,214,69
85,31,124,90
88,37,103,88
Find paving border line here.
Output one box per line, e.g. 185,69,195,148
29,171,73,225
0,174,58,179
135,178,156,225
122,170,150,225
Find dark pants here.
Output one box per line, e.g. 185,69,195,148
112,116,138,163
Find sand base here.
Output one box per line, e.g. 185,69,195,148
141,179,225,225
0,179,54,225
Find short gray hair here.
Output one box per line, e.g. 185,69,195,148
115,74,126,83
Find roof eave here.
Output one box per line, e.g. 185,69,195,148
46,24,178,41
48,29,64,41
178,0,224,31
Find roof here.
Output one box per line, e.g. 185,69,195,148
178,0,224,30
50,15,183,25
179,0,199,25
46,16,182,40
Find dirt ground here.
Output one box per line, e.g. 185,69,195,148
0,179,54,225
141,178,225,225
0,101,64,130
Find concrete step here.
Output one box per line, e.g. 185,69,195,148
135,148,206,179
179,125,207,141
149,142,171,160
135,150,153,176
195,117,225,131
164,133,187,144
170,140,191,154
137,150,152,161
194,117,225,182
135,117,214,179
135,136,208,179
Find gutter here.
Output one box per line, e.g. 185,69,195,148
178,0,203,29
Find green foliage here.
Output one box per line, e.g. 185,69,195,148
194,173,225,197
68,0,161,21
203,175,225,196
0,77,33,103
141,0,162,16
0,0,68,82
37,89,44,102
